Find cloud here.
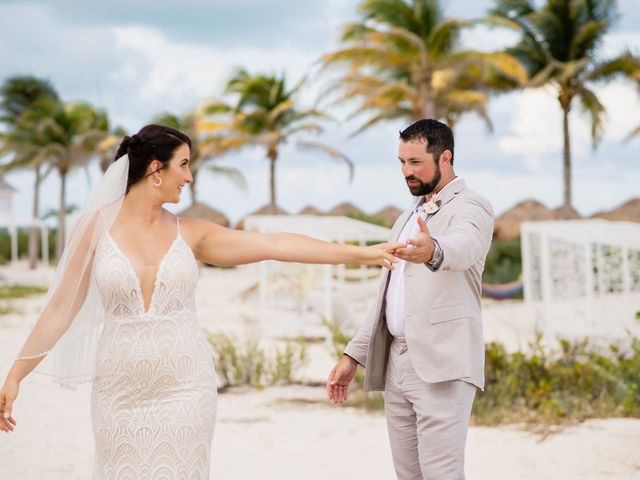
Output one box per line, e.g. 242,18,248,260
186,153,415,223
4,0,349,49
466,164,640,217
2,0,639,226
497,88,566,169
496,80,640,171
0,2,119,95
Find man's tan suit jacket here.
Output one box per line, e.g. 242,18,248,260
344,179,494,391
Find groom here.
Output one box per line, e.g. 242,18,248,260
327,119,494,479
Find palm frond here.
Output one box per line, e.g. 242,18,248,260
283,122,324,137
152,112,186,131
570,20,607,59
196,119,229,134
198,98,233,116
322,45,407,70
558,58,590,84
624,124,640,142
207,164,248,190
296,140,354,182
348,109,410,137
527,63,558,87
576,86,606,148
426,18,467,57
267,100,295,126
587,51,640,82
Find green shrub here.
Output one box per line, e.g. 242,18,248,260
345,211,387,227
483,239,522,284
324,319,384,411
0,284,47,316
325,321,640,423
0,228,57,265
207,332,308,390
474,335,640,425
0,285,47,299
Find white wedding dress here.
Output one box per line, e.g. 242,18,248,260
90,217,217,479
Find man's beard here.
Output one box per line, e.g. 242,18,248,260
405,162,441,196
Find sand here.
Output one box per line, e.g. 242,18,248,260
1,262,639,479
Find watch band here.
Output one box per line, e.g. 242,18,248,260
425,237,443,270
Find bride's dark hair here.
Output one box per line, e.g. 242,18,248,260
115,124,192,193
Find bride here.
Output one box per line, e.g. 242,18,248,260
0,124,400,479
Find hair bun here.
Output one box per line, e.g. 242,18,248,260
128,133,142,149
114,135,134,161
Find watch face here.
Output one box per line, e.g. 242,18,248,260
430,243,442,264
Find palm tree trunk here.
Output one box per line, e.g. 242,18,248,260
416,69,434,120
190,168,199,206
28,164,42,269
561,103,573,215
267,146,277,213
55,169,67,261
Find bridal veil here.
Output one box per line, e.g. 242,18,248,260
14,155,129,389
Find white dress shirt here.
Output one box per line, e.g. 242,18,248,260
385,177,461,337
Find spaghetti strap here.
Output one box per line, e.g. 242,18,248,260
176,216,181,235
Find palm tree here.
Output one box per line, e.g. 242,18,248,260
153,111,247,206
490,0,640,215
321,0,527,134
214,69,353,212
97,125,129,173
21,100,110,259
0,76,60,268
626,70,640,141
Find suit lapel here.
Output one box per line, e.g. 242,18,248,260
433,178,466,211
391,209,413,242
381,206,416,287
391,180,466,237
391,195,426,242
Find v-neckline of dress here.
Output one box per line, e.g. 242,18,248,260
107,228,182,316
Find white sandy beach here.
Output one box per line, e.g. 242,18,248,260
1,262,639,479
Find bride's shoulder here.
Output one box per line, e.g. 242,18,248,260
175,215,229,242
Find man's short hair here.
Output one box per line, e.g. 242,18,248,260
399,119,454,165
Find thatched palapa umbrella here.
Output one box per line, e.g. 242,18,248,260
235,204,289,230
327,202,364,216
178,202,230,227
298,205,324,215
373,205,403,228
590,198,640,222
493,200,554,241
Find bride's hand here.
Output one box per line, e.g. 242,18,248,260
0,377,19,433
362,242,404,270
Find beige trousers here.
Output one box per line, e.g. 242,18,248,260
384,337,476,480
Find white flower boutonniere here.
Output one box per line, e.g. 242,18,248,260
422,193,442,215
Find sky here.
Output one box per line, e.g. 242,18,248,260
0,0,639,224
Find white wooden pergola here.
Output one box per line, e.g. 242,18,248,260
0,177,49,266
243,215,392,324
521,220,640,338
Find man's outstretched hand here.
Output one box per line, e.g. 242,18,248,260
393,215,436,264
327,355,358,405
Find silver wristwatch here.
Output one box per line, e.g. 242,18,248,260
425,238,443,268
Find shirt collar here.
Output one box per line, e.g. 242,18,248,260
411,177,463,213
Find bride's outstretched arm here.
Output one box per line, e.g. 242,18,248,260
188,219,402,268
0,213,100,432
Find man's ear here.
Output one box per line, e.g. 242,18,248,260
440,150,453,166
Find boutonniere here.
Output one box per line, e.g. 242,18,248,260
422,193,442,215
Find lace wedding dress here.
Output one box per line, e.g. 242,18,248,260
91,217,217,479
